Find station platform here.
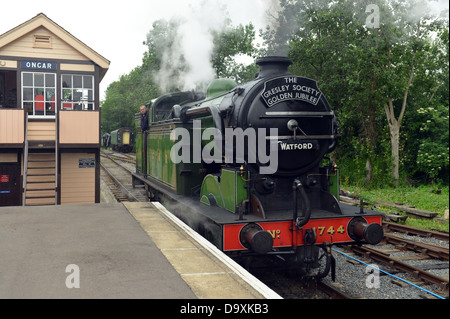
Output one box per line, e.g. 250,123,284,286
0,202,280,299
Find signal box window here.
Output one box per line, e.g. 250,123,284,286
21,72,56,116
0,71,17,108
61,74,94,110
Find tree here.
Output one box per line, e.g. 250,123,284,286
101,52,159,134
403,22,449,183
270,0,389,185
101,18,260,134
263,0,448,186
370,0,446,185
144,18,259,93
211,23,260,82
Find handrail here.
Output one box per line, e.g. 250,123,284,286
55,110,58,205
22,112,29,206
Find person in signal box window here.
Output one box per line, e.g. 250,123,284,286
140,105,149,132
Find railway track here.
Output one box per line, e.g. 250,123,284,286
100,150,350,299
325,223,449,299
100,150,449,299
384,222,449,241
252,269,352,299
100,151,147,202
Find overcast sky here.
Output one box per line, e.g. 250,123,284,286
1,0,272,100
1,0,448,101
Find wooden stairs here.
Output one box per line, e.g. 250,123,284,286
23,118,58,206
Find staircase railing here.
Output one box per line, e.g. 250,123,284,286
22,112,29,206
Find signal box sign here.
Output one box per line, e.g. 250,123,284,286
78,158,95,168
21,60,57,71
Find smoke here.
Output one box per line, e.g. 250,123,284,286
398,0,449,24
152,0,281,93
412,0,449,20
159,196,221,247
154,1,227,92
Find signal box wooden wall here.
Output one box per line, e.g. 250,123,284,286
0,13,109,206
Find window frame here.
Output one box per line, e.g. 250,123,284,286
21,71,57,118
61,74,95,111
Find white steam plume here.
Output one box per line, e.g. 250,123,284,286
154,0,228,93
153,0,280,93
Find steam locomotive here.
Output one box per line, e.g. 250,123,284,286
132,56,383,278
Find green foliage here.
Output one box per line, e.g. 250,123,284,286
402,23,449,183
339,135,393,188
211,23,260,82
100,0,448,189
412,104,449,179
267,0,449,187
101,64,158,134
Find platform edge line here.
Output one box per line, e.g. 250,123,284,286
152,201,283,299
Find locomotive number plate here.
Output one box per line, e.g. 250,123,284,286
316,225,346,236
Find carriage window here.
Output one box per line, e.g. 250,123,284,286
21,72,56,116
61,74,95,110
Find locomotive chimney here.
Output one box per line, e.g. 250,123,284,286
256,56,293,78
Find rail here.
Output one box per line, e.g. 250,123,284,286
100,151,147,202
383,222,449,241
383,233,449,260
332,248,446,299
344,244,448,292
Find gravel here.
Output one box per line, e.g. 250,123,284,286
320,237,448,299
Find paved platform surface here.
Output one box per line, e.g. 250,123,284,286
124,202,276,299
0,203,196,299
0,202,278,299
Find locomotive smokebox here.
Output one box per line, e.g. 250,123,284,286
240,223,274,254
256,56,292,78
348,217,384,245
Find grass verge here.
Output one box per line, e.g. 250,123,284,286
342,185,449,232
